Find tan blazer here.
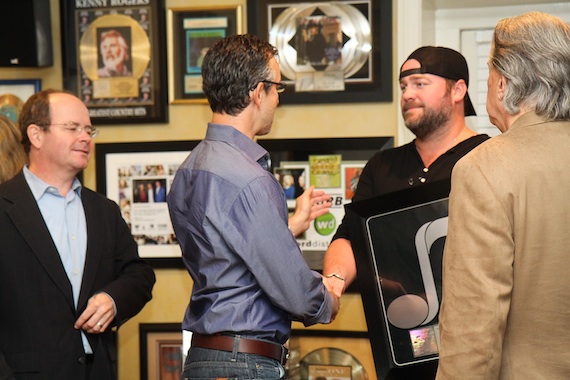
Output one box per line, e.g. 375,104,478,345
437,112,570,379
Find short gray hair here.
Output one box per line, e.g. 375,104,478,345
490,12,570,120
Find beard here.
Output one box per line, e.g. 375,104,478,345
403,95,452,140
103,51,125,72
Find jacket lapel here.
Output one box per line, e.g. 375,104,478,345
4,173,75,310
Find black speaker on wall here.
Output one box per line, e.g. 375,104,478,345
0,0,53,67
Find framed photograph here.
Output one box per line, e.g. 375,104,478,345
140,323,183,380
60,0,168,124
0,79,41,122
247,0,392,104
287,329,376,380
168,6,244,104
95,140,200,268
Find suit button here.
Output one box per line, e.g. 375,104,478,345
78,356,87,365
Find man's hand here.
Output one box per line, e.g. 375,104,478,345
74,293,116,334
322,274,345,299
328,290,341,322
288,186,332,237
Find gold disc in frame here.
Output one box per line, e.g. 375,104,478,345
79,14,151,80
299,347,368,380
269,3,372,81
0,94,24,122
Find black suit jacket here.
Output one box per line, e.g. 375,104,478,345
0,172,155,380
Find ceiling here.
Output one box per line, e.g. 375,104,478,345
434,0,564,8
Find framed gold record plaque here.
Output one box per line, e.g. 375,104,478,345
286,329,376,380
60,0,168,124
0,79,41,122
247,0,392,104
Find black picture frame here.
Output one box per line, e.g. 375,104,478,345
168,5,243,104
139,323,183,380
258,136,392,293
95,137,393,271
95,140,200,269
60,0,168,124
247,0,392,104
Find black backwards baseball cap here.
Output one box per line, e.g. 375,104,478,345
399,46,477,116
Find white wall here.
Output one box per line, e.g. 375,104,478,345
397,1,570,143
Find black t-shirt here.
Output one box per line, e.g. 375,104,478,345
333,134,490,241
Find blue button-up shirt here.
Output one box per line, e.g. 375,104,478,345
167,123,333,344
23,166,92,353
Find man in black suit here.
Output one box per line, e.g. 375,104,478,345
0,89,155,379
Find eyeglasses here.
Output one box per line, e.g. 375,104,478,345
42,122,99,139
261,80,287,93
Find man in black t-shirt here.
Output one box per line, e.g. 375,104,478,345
322,46,490,296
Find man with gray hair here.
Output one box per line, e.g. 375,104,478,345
437,11,570,379
97,29,131,78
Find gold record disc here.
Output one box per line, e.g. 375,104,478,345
299,347,368,380
0,94,24,122
79,14,151,80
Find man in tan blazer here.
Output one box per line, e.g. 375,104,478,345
437,12,570,379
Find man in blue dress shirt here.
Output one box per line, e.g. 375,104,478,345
167,34,339,379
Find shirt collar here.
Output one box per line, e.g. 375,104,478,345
205,123,270,168
23,166,82,200
509,111,547,131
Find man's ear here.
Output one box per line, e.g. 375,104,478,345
27,124,43,148
497,75,507,101
453,79,469,104
250,82,265,107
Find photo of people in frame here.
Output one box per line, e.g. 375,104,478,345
274,168,307,200
296,15,343,69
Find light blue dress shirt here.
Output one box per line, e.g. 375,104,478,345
23,167,92,353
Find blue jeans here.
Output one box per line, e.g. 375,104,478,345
182,346,285,380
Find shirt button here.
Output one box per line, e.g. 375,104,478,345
423,168,429,172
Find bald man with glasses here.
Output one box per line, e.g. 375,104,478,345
0,89,155,380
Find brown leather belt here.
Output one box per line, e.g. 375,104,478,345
191,333,288,365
